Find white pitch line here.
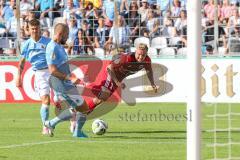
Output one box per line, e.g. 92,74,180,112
75,140,186,145
0,140,70,149
0,139,185,149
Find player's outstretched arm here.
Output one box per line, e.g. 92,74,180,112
146,65,158,93
16,58,26,87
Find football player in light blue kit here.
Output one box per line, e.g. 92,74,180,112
16,19,51,135
45,23,89,138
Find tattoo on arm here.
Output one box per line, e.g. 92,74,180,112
18,59,25,75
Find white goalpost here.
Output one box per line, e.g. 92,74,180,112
187,0,202,160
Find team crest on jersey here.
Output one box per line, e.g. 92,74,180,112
51,52,56,60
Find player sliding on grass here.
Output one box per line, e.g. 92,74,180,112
87,43,158,112
44,38,158,137
16,19,52,135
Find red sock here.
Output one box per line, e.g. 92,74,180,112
88,99,97,111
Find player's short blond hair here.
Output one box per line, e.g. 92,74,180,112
137,43,148,52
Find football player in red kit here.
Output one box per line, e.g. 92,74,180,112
87,43,158,111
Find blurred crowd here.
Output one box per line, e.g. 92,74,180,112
0,0,240,57
202,0,240,55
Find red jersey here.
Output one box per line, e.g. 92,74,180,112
111,53,152,82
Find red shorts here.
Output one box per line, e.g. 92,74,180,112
90,71,118,97
83,69,121,109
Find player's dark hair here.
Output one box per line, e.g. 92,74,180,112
29,19,40,26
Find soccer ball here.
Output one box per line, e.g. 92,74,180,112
92,119,108,135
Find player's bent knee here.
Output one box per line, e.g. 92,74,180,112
76,100,89,113
99,93,110,101
94,98,103,104
102,96,109,101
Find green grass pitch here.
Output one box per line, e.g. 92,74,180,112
0,103,239,160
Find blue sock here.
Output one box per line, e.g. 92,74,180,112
50,108,74,128
73,112,87,137
40,104,49,124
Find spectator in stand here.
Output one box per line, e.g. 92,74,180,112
138,0,150,23
202,9,210,28
81,20,92,42
94,16,109,48
161,10,176,37
203,20,226,43
174,9,187,33
61,0,80,8
67,14,78,46
120,0,129,17
6,6,18,38
203,0,220,21
83,0,103,9
227,9,240,35
170,0,181,18
84,2,99,37
67,19,93,54
84,1,97,19
163,10,172,26
202,45,214,55
180,25,187,47
157,0,186,14
124,1,140,42
20,0,34,18
219,0,235,24
104,18,113,30
35,0,59,26
223,25,240,54
71,28,94,55
161,18,177,37
145,9,159,38
63,0,83,27
102,0,118,23
0,0,15,22
205,45,214,55
156,0,171,16
6,6,25,56
23,9,36,37
104,15,131,54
